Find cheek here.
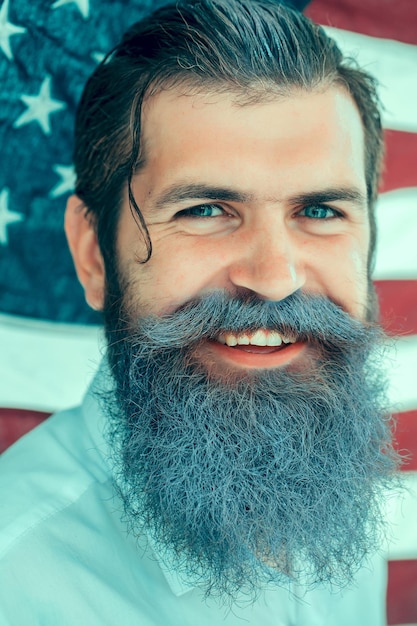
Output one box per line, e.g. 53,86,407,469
140,241,229,312
306,230,369,319
349,246,368,277
332,241,369,318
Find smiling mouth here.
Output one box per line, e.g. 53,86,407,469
217,328,296,349
220,343,290,354
207,329,305,368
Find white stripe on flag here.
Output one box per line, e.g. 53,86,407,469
385,471,417,560
0,314,102,412
374,188,417,280
385,335,417,413
324,27,417,133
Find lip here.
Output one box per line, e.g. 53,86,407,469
206,339,307,369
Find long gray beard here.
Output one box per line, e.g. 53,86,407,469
102,290,399,600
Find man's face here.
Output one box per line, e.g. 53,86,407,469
69,85,396,600
115,86,370,375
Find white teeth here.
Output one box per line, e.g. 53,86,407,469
266,331,282,347
250,330,267,346
217,330,296,347
224,333,238,347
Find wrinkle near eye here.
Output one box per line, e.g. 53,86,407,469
146,220,179,238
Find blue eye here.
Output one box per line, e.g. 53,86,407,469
299,205,340,219
177,204,225,218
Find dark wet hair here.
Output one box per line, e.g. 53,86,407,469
74,0,383,275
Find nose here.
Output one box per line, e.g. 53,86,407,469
227,222,305,302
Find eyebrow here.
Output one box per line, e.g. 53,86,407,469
287,188,368,209
153,183,251,210
152,183,367,211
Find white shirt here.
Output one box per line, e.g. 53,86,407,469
0,366,388,625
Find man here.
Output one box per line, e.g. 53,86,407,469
0,0,399,623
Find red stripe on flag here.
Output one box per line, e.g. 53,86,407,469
387,559,417,624
381,130,417,193
306,0,417,45
393,409,417,472
374,280,417,336
0,408,50,454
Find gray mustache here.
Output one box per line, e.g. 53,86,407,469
130,290,380,351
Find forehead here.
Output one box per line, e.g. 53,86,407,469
136,86,366,203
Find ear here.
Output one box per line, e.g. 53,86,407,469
65,195,105,311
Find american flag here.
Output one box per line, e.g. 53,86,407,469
0,1,416,622
304,2,417,622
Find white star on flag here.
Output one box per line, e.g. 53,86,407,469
49,164,76,198
91,51,105,65
0,0,27,61
0,188,24,246
51,0,90,20
13,75,66,136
